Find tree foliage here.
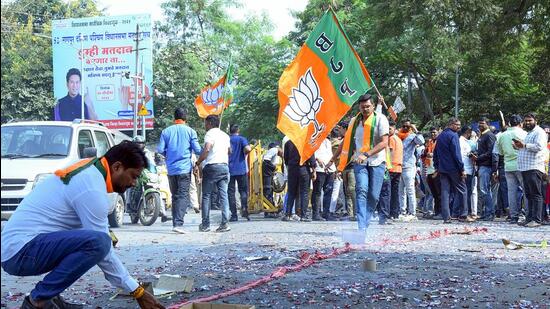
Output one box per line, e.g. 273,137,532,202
291,0,549,126
1,0,548,139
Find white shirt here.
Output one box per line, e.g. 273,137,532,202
460,136,474,175
353,112,390,167
1,166,138,292
203,127,230,167
263,147,279,163
314,138,336,173
518,125,548,173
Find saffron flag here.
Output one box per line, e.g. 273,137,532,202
277,9,374,164
194,63,234,118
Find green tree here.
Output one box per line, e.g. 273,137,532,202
152,0,293,143
290,0,549,127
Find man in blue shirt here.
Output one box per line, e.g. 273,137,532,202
228,124,252,221
433,118,473,223
157,108,202,234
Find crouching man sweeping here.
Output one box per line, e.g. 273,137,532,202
1,141,164,309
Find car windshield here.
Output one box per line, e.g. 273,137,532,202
1,125,72,158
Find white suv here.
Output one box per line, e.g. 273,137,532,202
1,120,129,227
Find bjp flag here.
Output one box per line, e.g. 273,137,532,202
277,9,374,164
194,63,234,118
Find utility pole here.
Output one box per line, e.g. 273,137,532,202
407,67,412,110
80,33,85,120
133,24,141,139
455,67,459,118
454,0,460,118
141,58,146,141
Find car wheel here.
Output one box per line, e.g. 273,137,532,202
108,194,125,228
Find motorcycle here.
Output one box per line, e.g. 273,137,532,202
127,169,162,226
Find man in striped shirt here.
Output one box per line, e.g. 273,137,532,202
513,113,548,227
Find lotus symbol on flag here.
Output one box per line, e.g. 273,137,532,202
283,68,325,139
202,84,224,106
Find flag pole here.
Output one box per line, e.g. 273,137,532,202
372,83,388,110
219,54,232,130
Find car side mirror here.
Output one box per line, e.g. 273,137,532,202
83,147,97,158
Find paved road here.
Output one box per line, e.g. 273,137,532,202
2,212,549,308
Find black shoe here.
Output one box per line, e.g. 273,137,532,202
229,216,238,222
21,296,39,309
161,215,170,223
48,295,84,309
312,215,324,221
300,216,311,222
443,219,452,224
326,213,338,221
481,216,495,222
216,224,231,232
199,224,210,232
509,218,519,224
242,210,251,221
422,213,434,219
264,212,279,218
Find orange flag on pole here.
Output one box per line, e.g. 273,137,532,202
194,74,231,118
277,9,374,164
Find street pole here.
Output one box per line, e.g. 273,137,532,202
133,24,140,138
455,66,459,118
454,0,460,118
80,33,84,120
141,58,146,141
407,67,412,110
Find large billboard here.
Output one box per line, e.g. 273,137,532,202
52,14,153,129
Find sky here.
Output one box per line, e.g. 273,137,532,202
96,0,309,39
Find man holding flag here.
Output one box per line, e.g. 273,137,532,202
335,94,389,230
277,9,375,167
277,9,386,230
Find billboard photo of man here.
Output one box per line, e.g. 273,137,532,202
54,68,98,121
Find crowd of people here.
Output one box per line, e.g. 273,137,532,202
156,95,550,233
2,95,548,309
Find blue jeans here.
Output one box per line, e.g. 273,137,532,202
1,230,111,301
376,175,391,223
353,163,386,230
421,174,434,214
451,175,474,217
389,172,401,218
286,165,310,217
505,171,524,220
497,168,509,215
201,164,230,226
478,166,494,218
399,167,417,215
168,173,191,227
311,172,334,217
440,172,468,220
228,174,248,218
